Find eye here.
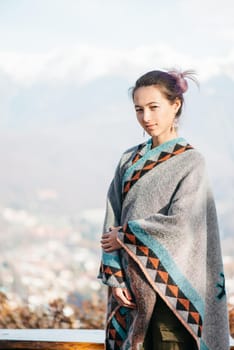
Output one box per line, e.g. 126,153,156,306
150,105,159,110
135,108,143,113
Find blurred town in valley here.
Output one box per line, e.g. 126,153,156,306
0,0,234,338
0,206,106,329
0,201,233,337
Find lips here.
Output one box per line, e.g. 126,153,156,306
146,124,157,129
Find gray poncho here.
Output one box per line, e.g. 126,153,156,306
98,137,229,350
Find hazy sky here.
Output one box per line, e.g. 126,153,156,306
0,0,233,53
0,1,233,311
0,0,233,216
0,0,234,86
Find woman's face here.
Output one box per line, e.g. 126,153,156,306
133,85,181,139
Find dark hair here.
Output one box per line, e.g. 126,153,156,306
130,69,198,118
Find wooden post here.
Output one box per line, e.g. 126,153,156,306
0,329,233,349
0,329,104,350
0,341,103,349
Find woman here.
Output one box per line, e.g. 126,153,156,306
98,70,229,350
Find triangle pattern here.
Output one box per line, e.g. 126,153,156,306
166,284,179,298
177,298,190,311
146,257,159,269
106,218,203,349
147,268,157,281
157,270,169,284
138,256,148,267
122,223,203,338
122,143,193,200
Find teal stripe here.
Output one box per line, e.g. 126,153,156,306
102,251,121,269
128,220,205,318
122,137,187,189
112,316,127,340
200,339,209,350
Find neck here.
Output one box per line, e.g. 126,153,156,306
152,131,178,148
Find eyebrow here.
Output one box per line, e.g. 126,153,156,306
134,102,160,108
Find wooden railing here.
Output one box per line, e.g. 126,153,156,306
0,329,104,349
0,329,233,349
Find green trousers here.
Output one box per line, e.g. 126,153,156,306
143,295,197,350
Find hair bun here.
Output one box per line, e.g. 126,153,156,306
168,70,188,93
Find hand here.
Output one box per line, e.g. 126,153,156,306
112,287,136,309
101,226,122,252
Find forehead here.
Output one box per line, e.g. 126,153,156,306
133,85,166,104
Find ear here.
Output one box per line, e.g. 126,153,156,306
173,98,181,114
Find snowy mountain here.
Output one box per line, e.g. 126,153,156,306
0,73,233,246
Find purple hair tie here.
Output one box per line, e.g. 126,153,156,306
168,70,188,93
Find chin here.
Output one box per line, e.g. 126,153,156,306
148,131,160,137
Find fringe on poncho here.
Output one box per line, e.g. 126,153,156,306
98,137,229,350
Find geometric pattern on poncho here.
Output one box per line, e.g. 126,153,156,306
123,143,193,201
107,306,129,350
99,263,125,287
131,143,144,164
122,223,203,339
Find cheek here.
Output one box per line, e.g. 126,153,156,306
136,114,143,125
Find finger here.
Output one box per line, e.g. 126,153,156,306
123,288,133,301
103,247,115,252
118,297,136,308
116,291,133,305
101,240,111,246
100,241,110,247
113,288,136,308
103,246,121,252
103,241,119,249
101,242,112,249
123,302,136,309
100,237,110,244
109,226,122,231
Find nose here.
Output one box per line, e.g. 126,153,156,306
142,109,151,122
